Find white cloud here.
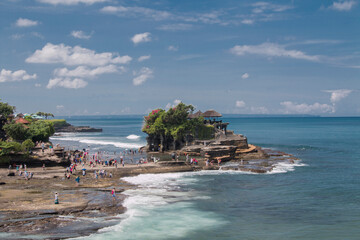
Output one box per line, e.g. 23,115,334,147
165,99,182,109
26,43,132,66
100,6,171,21
54,65,120,78
252,2,294,14
0,69,37,82
132,67,153,86
281,89,353,114
47,77,88,89
241,19,254,25
183,11,224,25
35,83,42,87
168,45,179,51
101,6,225,25
56,105,65,110
15,18,39,27
158,23,193,31
330,1,356,11
235,100,246,108
138,55,151,62
176,54,203,61
323,89,353,104
250,106,269,114
280,101,334,114
241,73,249,79
31,32,44,39
11,34,24,40
165,103,172,109
71,30,92,39
131,32,151,45
230,42,320,62
37,0,107,5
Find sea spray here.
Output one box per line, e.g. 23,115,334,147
126,134,141,140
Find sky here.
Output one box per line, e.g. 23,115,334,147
0,0,359,116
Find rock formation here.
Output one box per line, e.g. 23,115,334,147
54,122,102,133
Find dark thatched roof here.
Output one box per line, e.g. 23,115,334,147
188,110,203,119
202,110,222,118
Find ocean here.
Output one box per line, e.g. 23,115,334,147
50,116,360,240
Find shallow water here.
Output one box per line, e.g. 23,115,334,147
52,116,360,240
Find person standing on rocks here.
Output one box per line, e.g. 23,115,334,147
111,188,116,202
75,176,80,186
55,192,59,204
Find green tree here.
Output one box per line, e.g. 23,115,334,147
3,122,30,141
0,99,15,118
0,141,22,156
142,103,210,150
28,120,55,142
22,139,35,152
36,112,54,119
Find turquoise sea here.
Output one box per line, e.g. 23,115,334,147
49,116,360,240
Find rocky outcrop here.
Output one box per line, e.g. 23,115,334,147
54,123,102,133
201,145,237,160
181,132,256,162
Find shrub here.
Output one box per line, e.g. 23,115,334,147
22,139,35,152
0,141,22,156
45,119,68,128
142,103,211,140
0,99,15,118
197,125,215,140
28,120,55,142
3,122,30,141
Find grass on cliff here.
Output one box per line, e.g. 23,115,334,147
44,119,68,128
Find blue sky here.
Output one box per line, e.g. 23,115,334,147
0,0,359,116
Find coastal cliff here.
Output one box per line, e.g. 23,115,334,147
52,120,102,133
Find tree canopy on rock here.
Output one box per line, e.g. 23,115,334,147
142,102,205,140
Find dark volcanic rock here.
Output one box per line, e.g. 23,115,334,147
200,145,237,160
158,161,186,166
55,124,102,133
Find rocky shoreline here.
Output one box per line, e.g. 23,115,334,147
0,141,299,239
0,162,196,240
54,122,102,133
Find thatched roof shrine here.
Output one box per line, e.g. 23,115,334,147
202,110,222,118
188,110,203,119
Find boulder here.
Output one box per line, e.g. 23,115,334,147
200,145,237,160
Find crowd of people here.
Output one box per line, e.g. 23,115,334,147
9,163,34,180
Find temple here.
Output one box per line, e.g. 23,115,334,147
142,104,263,164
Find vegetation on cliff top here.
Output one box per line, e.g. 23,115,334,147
0,99,55,156
142,103,213,141
0,99,16,118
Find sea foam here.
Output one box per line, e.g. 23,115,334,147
126,134,141,140
50,136,144,149
267,161,308,174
